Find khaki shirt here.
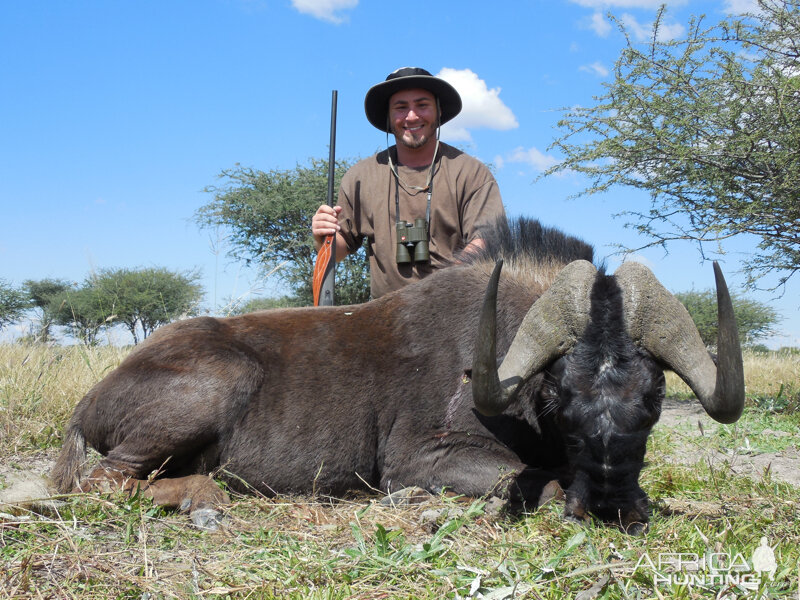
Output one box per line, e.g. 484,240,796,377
338,142,505,298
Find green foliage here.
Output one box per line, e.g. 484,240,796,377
547,1,800,287
675,288,779,347
90,267,203,344
50,284,114,345
47,268,203,345
22,278,72,342
231,295,304,314
751,381,800,414
23,278,72,308
0,279,27,329
197,159,371,306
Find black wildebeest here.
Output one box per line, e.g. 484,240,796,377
52,218,744,532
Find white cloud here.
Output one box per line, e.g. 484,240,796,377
575,1,685,41
504,146,559,173
579,61,610,77
590,11,613,37
620,12,685,42
290,0,357,24
436,68,518,142
723,0,761,15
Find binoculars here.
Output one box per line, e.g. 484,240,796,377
396,218,430,264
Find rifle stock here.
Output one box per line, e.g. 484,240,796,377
313,90,337,307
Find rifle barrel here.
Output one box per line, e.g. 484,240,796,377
327,90,337,208
319,90,338,306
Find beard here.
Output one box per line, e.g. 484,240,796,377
394,125,435,150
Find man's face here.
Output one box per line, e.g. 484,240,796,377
388,88,438,150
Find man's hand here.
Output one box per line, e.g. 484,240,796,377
312,205,343,251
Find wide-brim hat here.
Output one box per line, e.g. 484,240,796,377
364,67,462,133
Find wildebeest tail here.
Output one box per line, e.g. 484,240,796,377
50,419,87,493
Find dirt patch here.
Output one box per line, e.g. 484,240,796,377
0,452,60,514
655,398,800,487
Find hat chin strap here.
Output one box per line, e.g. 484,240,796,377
386,98,441,237
386,121,440,191
437,98,442,140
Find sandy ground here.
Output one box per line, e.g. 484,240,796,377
656,398,800,487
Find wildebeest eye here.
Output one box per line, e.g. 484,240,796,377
535,373,564,419
540,372,560,400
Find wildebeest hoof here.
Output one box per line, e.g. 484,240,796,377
564,494,590,523
564,513,590,525
177,475,231,512
483,495,507,517
380,486,432,507
190,507,224,531
618,511,649,536
537,480,565,507
622,520,648,536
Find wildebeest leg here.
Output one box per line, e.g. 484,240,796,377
564,473,649,535
383,435,558,508
78,406,233,512
79,464,229,511
75,423,229,512
70,339,263,511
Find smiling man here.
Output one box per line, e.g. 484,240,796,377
312,67,506,299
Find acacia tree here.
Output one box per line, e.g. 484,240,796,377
231,296,303,314
196,159,370,306
0,279,27,330
676,288,779,348
23,278,72,342
50,284,112,345
48,268,204,345
547,0,800,287
91,267,204,344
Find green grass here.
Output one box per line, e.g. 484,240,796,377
1,343,799,598
4,483,798,598
656,406,800,455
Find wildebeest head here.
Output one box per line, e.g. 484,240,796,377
473,258,744,533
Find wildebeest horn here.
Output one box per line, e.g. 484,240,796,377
614,261,744,424
473,259,597,416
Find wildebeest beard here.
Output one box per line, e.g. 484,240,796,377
543,273,665,531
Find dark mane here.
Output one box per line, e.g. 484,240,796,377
463,216,594,266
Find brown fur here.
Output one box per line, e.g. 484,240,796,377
55,218,648,520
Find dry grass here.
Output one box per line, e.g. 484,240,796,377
1,342,800,598
0,343,128,455
666,349,800,406
3,472,798,598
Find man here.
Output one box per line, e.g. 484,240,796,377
312,67,505,299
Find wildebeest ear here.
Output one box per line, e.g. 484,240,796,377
472,259,596,416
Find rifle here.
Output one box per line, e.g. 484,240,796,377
312,90,338,307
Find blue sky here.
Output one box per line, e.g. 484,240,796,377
2,0,797,347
